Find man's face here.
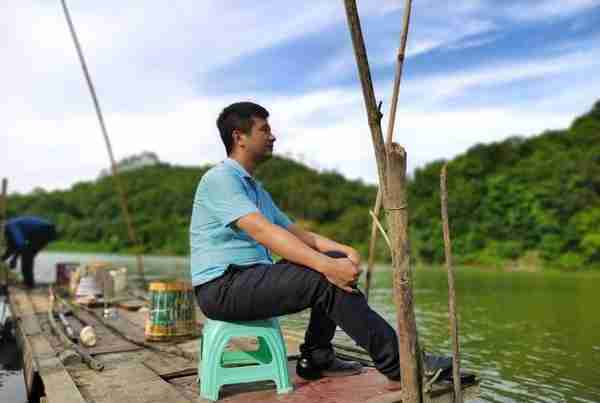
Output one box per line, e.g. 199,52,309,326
235,117,276,162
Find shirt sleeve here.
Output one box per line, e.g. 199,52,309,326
200,171,259,228
265,193,293,229
273,204,293,229
6,221,27,251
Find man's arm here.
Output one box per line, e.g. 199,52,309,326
6,221,26,252
236,213,361,293
286,224,361,266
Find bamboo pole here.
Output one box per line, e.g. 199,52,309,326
440,164,462,402
386,144,422,402
365,0,413,301
343,0,387,187
1,179,8,287
343,1,422,401
60,0,145,284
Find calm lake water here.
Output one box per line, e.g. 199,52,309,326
1,251,599,403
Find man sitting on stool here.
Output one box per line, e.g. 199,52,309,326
190,102,402,389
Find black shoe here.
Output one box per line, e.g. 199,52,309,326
423,353,452,380
297,356,363,380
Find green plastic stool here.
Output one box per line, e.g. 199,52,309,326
198,318,293,401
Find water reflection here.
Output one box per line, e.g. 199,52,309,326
0,315,25,402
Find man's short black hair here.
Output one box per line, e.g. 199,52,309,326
217,102,270,155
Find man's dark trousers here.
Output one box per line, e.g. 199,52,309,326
195,251,400,380
20,243,47,288
20,251,35,288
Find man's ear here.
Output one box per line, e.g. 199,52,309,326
232,129,246,149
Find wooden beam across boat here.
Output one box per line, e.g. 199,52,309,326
7,284,478,403
8,285,86,403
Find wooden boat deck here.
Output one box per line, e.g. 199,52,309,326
8,285,479,403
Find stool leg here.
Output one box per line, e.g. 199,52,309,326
201,328,229,401
200,342,220,401
199,319,293,399
255,336,273,364
264,333,293,394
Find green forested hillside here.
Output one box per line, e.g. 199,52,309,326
409,101,600,269
6,158,378,257
6,101,600,269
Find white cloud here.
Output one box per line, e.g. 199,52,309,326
501,0,600,22
397,48,600,105
371,8,497,63
443,34,500,52
3,71,597,194
2,1,600,195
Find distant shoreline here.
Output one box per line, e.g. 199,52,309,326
46,241,597,272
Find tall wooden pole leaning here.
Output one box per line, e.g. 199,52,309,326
365,0,413,301
440,164,462,402
1,179,8,287
60,0,145,284
343,1,422,402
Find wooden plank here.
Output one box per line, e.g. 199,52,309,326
14,313,38,396
71,307,197,377
67,306,197,377
92,308,146,342
30,290,51,313
115,307,147,335
142,348,197,377
175,339,199,358
37,355,88,403
73,309,142,355
9,287,87,403
170,364,479,403
29,333,60,359
73,361,191,403
9,287,43,336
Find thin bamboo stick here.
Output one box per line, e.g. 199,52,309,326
1,179,8,287
369,210,391,250
59,0,145,284
384,0,412,147
365,0,413,301
365,190,381,301
343,1,422,401
440,164,462,403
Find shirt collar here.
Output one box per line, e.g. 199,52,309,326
223,158,253,180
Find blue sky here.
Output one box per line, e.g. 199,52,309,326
2,0,600,193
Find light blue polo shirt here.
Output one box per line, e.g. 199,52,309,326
189,158,293,286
